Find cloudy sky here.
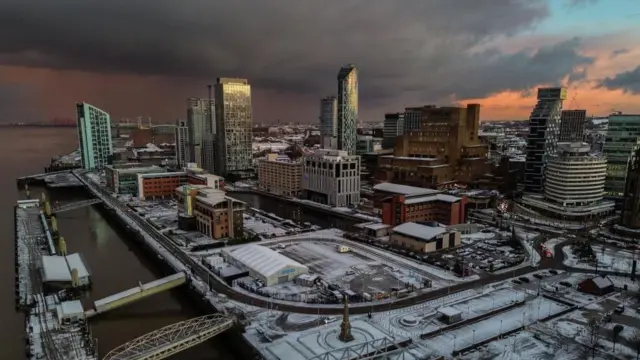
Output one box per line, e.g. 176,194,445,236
0,0,639,124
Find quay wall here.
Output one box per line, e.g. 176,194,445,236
88,187,264,359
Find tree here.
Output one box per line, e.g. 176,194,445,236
587,316,601,360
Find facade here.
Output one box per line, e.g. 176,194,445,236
104,164,163,195
221,244,308,286
175,120,190,168
559,109,586,142
356,135,374,155
604,114,640,196
337,65,358,155
403,107,423,132
137,169,223,200
214,78,254,178
174,185,245,239
320,96,338,138
390,222,461,253
382,113,404,150
373,182,466,225
302,149,361,207
621,148,640,229
186,97,214,165
201,132,215,174
524,87,567,193
76,102,113,170
376,104,489,187
521,142,613,221
257,154,302,197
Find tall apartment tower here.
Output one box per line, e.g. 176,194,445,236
383,113,404,150
76,102,113,170
175,119,190,168
186,97,214,166
337,64,358,155
214,78,254,178
559,109,587,142
603,113,640,196
523,87,567,194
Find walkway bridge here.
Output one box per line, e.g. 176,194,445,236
103,314,235,360
85,273,186,318
53,198,103,213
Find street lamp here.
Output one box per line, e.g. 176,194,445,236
473,329,476,344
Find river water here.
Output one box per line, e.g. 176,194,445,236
1,127,235,359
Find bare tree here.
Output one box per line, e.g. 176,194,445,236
587,316,601,360
631,330,640,360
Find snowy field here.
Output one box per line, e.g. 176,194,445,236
563,244,640,273
547,292,639,359
424,296,569,357
544,237,566,256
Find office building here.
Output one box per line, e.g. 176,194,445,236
337,65,358,155
373,183,466,226
214,78,253,178
174,185,245,239
258,154,302,197
521,142,613,221
390,222,461,253
604,114,640,196
104,164,164,195
621,148,640,229
524,87,567,194
76,102,113,170
175,120,190,168
137,170,223,200
404,105,435,132
201,132,215,174
382,112,404,150
302,149,360,207
356,135,374,155
376,104,488,187
319,96,337,141
559,109,587,142
186,97,214,166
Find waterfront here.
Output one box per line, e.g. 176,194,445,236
2,128,235,359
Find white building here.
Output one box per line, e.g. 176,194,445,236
521,142,614,220
222,244,308,286
76,102,113,170
302,149,361,207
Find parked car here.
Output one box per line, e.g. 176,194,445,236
518,276,531,283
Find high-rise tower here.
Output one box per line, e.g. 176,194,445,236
559,109,586,142
524,87,567,194
319,96,338,145
337,64,358,155
214,78,254,178
186,97,214,166
76,102,113,170
175,119,190,168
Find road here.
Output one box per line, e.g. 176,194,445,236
75,171,634,315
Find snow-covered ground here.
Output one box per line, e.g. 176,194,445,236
243,214,289,237
563,244,639,273
544,237,566,256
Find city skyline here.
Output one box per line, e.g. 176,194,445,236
0,1,639,123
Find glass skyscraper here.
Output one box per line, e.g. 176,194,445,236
76,102,113,170
604,114,640,196
337,64,358,156
214,78,253,178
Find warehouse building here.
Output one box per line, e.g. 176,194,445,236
221,244,309,286
390,222,461,253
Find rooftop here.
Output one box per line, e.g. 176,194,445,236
223,244,308,277
403,194,462,205
392,222,448,241
373,183,440,196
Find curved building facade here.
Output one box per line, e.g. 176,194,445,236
337,64,358,156
544,143,607,206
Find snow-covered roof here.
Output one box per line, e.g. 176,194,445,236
60,300,84,316
373,183,440,196
403,194,462,204
41,253,91,282
590,276,613,289
438,306,462,317
223,244,308,278
362,223,391,231
392,222,448,241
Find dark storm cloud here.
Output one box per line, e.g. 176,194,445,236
598,65,640,94
0,0,592,104
611,48,631,58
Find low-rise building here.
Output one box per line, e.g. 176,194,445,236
137,168,223,200
258,154,302,197
105,163,165,195
302,149,361,207
390,222,461,253
221,244,309,286
373,183,466,225
174,185,245,239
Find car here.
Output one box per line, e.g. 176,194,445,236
615,305,625,314
533,273,544,279
559,281,572,287
548,269,558,275
512,279,522,285
518,276,530,283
